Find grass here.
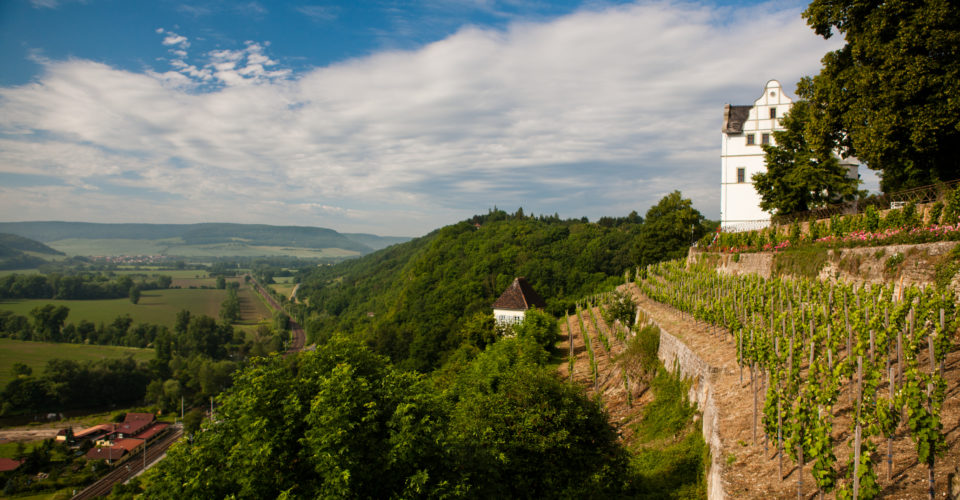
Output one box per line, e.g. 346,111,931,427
772,246,830,278
626,350,708,499
109,269,209,279
0,339,154,388
269,283,296,298
0,439,43,458
0,289,227,327
0,282,270,329
47,238,182,256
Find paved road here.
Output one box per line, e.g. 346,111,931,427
72,426,183,499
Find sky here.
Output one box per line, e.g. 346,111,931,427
0,0,865,237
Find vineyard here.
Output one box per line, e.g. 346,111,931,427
637,259,960,499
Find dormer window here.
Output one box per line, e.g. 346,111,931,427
770,107,777,119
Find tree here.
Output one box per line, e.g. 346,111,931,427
29,304,69,342
752,100,859,215
511,308,558,350
10,362,31,377
157,275,173,289
129,286,141,304
800,1,960,191
634,191,712,266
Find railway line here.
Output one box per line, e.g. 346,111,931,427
71,426,183,499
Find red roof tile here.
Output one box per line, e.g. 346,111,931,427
492,277,546,311
124,412,155,423
0,458,23,472
135,423,170,441
112,438,144,452
85,446,127,461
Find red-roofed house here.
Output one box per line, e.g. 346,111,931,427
136,422,170,442
85,446,127,462
74,424,114,443
492,277,546,324
0,458,23,473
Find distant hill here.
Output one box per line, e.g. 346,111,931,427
0,222,409,258
343,233,413,252
0,233,64,270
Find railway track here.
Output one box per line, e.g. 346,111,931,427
72,426,183,499
246,274,306,355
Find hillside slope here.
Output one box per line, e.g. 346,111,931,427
299,202,714,372
0,221,409,257
0,233,64,270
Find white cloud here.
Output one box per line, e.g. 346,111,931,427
0,1,839,235
295,5,339,22
162,33,190,48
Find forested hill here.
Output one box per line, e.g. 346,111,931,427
299,192,714,372
0,233,63,256
0,221,408,255
0,233,64,270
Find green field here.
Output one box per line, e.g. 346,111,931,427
47,237,182,256
110,268,210,279
46,238,360,258
0,338,154,388
0,282,270,330
0,288,227,327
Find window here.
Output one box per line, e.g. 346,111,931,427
737,167,745,183
769,107,777,119
746,134,755,145
762,133,771,145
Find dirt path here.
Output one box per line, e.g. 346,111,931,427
621,282,960,499
0,427,60,444
560,306,649,444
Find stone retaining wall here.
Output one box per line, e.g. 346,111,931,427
653,320,725,500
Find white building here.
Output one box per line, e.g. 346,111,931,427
720,80,791,230
720,80,859,230
492,277,546,325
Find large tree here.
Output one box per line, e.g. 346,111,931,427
634,191,713,266
753,100,859,215
800,0,960,191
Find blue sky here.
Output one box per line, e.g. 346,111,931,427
0,0,863,236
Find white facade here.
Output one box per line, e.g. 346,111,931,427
493,308,525,325
720,80,792,229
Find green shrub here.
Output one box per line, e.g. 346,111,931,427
864,205,880,231
944,185,960,224
928,201,944,226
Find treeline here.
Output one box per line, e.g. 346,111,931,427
1,310,286,417
299,192,714,371
138,312,706,498
140,323,633,497
1,358,153,416
0,307,164,346
0,273,172,300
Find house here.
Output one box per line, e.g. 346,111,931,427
0,458,23,473
492,277,546,324
720,80,859,230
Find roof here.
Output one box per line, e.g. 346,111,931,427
124,412,155,423
135,422,170,441
0,458,23,472
112,438,144,452
85,446,127,461
75,424,114,440
492,277,546,311
721,104,752,134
